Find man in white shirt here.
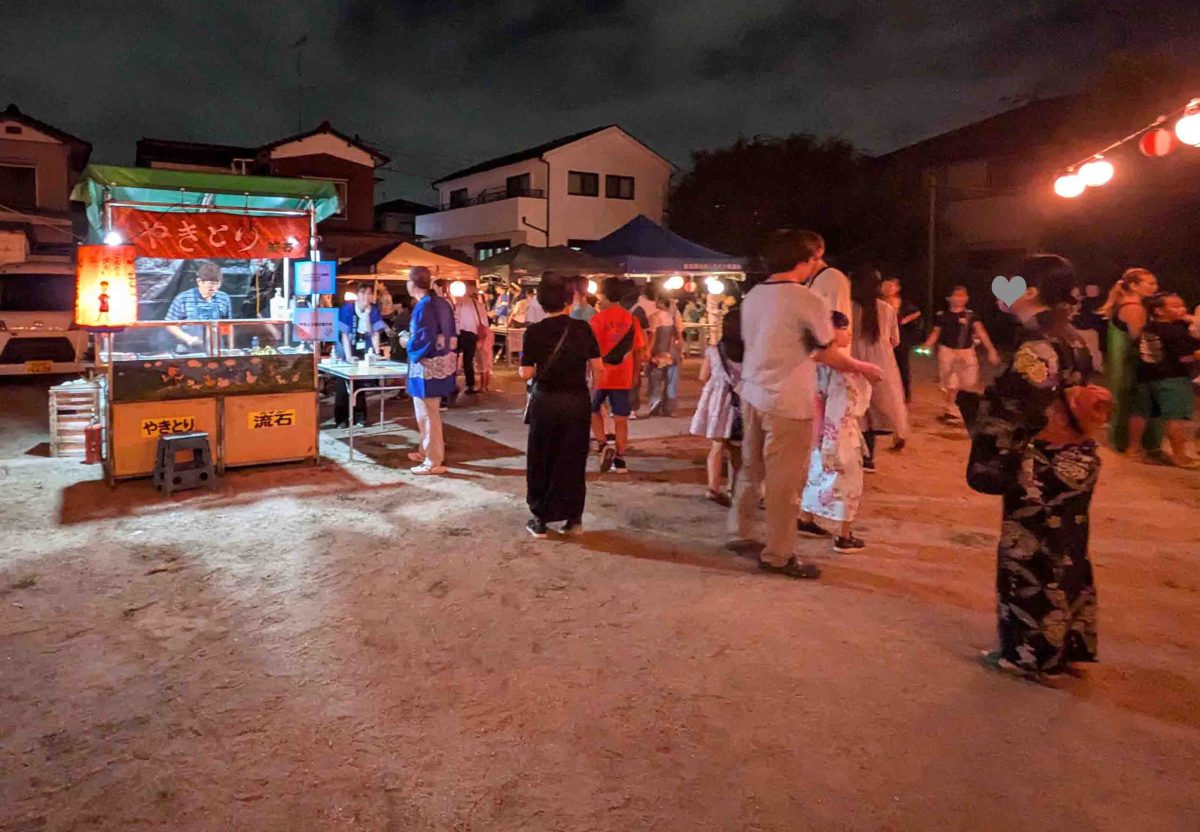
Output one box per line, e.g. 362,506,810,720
731,230,882,579
524,292,547,325
454,283,488,393
805,248,852,336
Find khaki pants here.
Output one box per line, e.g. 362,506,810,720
729,401,811,566
413,396,444,467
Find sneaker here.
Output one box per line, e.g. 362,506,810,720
797,519,831,537
833,534,865,553
560,518,584,536
354,417,367,428
526,518,550,538
600,445,616,472
758,557,821,580
411,462,447,476
612,457,629,474
863,457,877,474
335,421,349,429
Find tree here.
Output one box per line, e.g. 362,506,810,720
667,134,925,273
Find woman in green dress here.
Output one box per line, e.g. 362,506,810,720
1099,267,1162,455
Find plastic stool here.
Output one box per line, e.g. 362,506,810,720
153,432,217,495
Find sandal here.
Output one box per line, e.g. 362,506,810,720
706,490,732,507
978,651,1071,688
758,557,821,580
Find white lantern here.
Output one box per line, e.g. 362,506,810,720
1078,157,1114,187
449,280,467,298
663,274,685,291
1053,173,1085,198
705,277,726,295
586,279,598,295
343,291,357,302
1175,102,1200,147
103,230,124,246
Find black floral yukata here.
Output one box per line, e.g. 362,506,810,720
968,313,1100,675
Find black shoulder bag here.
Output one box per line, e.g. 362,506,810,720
523,322,573,424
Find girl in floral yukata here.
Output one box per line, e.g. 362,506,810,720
967,255,1113,686
799,311,872,553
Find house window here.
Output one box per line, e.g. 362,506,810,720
448,188,468,209
475,239,511,261
0,164,37,209
302,176,348,219
605,175,635,200
566,239,594,251
506,173,531,198
567,171,599,197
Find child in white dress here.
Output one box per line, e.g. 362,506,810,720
689,308,742,505
800,311,872,552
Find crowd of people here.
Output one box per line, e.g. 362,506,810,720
330,231,1200,689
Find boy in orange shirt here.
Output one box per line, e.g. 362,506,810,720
590,276,646,473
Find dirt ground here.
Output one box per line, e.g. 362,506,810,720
1,357,1198,831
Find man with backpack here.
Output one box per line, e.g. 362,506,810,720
590,276,646,473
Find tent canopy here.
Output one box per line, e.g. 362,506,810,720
476,244,618,280
584,215,745,276
71,164,343,234
340,241,478,282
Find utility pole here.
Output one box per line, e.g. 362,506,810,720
925,171,937,323
292,34,309,131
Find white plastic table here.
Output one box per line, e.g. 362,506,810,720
317,360,409,461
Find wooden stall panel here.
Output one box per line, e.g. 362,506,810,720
222,392,317,467
111,398,219,478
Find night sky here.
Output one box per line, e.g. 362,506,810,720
4,1,1197,203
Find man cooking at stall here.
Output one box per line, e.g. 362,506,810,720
165,260,233,350
333,281,386,428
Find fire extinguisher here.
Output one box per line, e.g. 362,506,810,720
84,418,104,464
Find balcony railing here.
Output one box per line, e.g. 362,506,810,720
440,186,545,211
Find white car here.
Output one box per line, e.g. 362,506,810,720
0,259,89,376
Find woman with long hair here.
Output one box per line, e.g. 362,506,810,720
850,266,909,467
1099,267,1162,455
970,254,1112,684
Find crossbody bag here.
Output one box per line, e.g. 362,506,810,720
523,323,573,424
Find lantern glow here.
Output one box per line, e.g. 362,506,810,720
705,277,726,295
103,230,124,246
1078,157,1114,187
586,279,598,295
75,244,138,329
449,280,467,298
1175,103,1200,146
1054,173,1086,198
344,291,357,302
663,275,685,291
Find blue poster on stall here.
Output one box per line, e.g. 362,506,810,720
293,260,337,295
292,307,337,342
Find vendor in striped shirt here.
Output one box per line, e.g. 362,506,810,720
165,261,233,349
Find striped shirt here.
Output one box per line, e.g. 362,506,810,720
166,288,233,321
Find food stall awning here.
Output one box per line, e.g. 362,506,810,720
476,244,618,280
339,241,479,282
584,214,745,277
71,164,343,235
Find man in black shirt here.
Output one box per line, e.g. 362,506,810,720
1130,292,1200,468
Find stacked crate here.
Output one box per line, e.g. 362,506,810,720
49,380,103,459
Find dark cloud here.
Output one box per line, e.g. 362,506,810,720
2,1,1196,202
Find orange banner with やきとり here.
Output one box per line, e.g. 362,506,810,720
109,207,309,260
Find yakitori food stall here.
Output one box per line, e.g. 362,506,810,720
70,165,342,481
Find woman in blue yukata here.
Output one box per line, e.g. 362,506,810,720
401,266,458,475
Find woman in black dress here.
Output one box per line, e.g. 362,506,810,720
967,255,1112,684
519,273,603,538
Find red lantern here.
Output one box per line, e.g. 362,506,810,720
1139,128,1178,157
76,244,138,329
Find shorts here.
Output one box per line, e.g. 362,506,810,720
938,346,979,392
1132,377,1194,420
591,388,632,418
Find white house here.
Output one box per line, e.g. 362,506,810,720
415,125,674,261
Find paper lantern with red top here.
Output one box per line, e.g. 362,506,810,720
75,244,138,330
1139,128,1178,157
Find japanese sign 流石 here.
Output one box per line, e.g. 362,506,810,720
247,409,297,430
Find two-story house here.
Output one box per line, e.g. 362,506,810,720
0,104,92,263
415,125,674,261
135,122,403,261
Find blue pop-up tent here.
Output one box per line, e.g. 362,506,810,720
584,215,745,277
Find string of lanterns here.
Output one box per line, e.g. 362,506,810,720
1054,97,1200,198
